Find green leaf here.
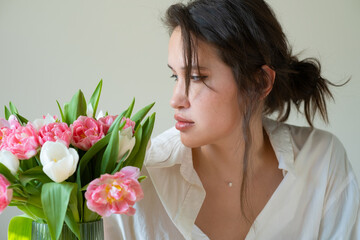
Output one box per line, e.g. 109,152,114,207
17,204,46,221
63,90,87,125
124,98,135,119
15,113,28,125
83,200,99,222
12,190,28,199
27,195,43,209
77,134,111,181
41,182,77,240
76,189,84,223
9,202,25,207
126,113,155,170
111,151,129,174
19,157,38,172
138,175,147,183
93,148,106,180
64,209,80,240
4,106,11,120
56,100,65,122
8,216,33,240
0,162,17,183
9,101,18,114
89,79,103,118
100,120,125,174
16,205,37,221
68,183,80,223
24,183,41,196
107,111,126,134
19,166,52,185
8,183,25,191
80,183,89,191
131,102,155,126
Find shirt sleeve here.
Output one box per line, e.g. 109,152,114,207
318,136,360,239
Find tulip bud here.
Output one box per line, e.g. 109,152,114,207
117,128,136,162
0,150,19,175
32,114,56,131
40,141,79,183
86,103,94,118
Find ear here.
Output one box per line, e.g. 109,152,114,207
260,65,276,99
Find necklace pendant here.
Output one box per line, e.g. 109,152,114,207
228,182,233,187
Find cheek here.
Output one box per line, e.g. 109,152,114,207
209,89,240,116
188,80,240,117
179,100,241,148
197,92,242,131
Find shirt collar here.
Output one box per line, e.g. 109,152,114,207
263,117,296,176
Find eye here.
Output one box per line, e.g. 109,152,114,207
170,74,178,81
191,75,207,81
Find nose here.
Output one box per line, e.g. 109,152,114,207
170,78,190,109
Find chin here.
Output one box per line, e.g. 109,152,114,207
179,133,204,148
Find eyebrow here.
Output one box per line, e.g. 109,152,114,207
167,64,209,71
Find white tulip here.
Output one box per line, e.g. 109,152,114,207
0,150,19,175
87,103,105,120
40,141,79,183
86,103,94,118
117,127,136,162
32,114,56,131
96,110,105,120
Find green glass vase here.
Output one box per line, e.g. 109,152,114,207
31,219,104,240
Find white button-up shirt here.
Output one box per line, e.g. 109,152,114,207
104,118,360,240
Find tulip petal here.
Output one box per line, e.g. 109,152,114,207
0,150,19,175
84,167,143,217
40,142,79,183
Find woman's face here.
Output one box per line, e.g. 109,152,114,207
168,27,243,148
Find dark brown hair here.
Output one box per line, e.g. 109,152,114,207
165,0,336,221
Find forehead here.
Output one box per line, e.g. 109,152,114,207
168,27,221,69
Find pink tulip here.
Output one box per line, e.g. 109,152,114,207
0,128,11,150
122,118,135,134
7,115,21,129
0,116,21,131
0,174,12,214
71,116,105,151
98,116,136,135
38,122,72,147
97,115,117,134
85,166,144,217
1,124,40,160
0,118,10,129
0,116,21,150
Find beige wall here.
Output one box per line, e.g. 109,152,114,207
0,0,359,238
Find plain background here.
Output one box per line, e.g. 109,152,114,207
0,0,359,238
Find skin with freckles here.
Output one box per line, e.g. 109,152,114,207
168,27,284,240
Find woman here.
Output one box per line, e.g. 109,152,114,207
104,0,360,239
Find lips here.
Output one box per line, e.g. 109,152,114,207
174,114,194,131
174,114,193,123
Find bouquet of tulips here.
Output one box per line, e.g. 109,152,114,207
0,80,155,240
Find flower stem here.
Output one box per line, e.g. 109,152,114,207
12,196,28,203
